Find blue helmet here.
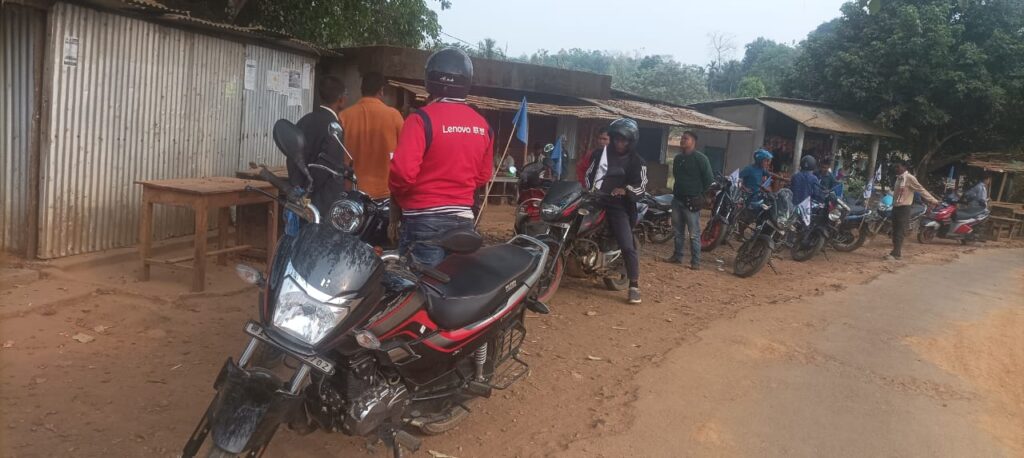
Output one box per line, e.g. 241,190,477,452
754,149,773,163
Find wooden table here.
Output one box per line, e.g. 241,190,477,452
136,177,278,292
489,175,519,205
236,166,289,255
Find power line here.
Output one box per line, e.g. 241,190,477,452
440,31,476,47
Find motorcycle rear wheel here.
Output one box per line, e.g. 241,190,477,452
918,227,937,244
733,238,771,278
791,231,825,262
646,219,673,244
535,255,564,303
418,405,470,435
207,446,237,458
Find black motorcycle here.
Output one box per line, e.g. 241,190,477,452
635,193,673,244
733,189,797,278
534,169,640,293
790,190,851,262
183,120,552,458
830,198,872,252
252,120,392,248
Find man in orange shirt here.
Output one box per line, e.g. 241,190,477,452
339,72,405,199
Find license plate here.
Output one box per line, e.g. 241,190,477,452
244,321,336,375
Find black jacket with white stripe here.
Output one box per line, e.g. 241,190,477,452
583,146,648,222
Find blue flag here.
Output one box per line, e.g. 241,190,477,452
514,97,529,144
551,137,563,180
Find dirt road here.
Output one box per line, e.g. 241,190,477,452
566,248,1024,457
1,207,1021,457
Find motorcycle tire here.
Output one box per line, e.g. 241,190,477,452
207,446,238,458
831,228,867,253
418,405,470,435
791,231,825,262
700,219,728,252
646,219,673,244
918,227,937,244
535,255,564,303
603,235,638,291
733,238,771,278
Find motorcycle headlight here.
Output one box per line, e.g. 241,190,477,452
272,276,352,345
329,199,364,233
541,203,561,217
829,208,842,222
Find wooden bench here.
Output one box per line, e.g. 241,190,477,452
136,177,278,292
989,215,1022,241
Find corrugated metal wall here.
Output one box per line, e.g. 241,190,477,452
239,45,315,169
1,6,45,254
36,3,316,258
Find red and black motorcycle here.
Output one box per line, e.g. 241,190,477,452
918,193,990,244
513,160,554,236
183,120,553,458
532,174,638,294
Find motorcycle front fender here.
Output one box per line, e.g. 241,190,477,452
208,358,303,454
757,233,776,251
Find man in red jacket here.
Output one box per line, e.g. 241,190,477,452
577,127,610,184
389,48,494,266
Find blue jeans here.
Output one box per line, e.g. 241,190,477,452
671,198,702,265
399,214,474,267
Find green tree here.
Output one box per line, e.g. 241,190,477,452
741,38,800,96
786,0,1024,173
736,76,768,97
707,59,744,97
164,0,450,47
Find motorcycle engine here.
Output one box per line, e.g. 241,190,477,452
573,238,601,270
308,354,410,436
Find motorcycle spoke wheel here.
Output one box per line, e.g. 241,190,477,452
791,232,824,262
733,238,771,278
646,220,673,244
917,227,936,244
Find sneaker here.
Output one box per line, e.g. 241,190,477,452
884,254,900,261
628,287,642,304
663,256,684,264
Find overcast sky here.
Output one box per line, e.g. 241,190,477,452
429,0,850,65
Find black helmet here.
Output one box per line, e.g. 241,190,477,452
800,155,817,171
425,48,473,99
607,118,639,148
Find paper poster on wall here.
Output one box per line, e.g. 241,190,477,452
287,69,301,89
266,70,285,92
225,80,238,97
63,36,79,66
301,64,311,89
286,88,302,107
244,59,257,90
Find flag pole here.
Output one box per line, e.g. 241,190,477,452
475,114,520,228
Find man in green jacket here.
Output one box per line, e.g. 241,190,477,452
666,131,714,269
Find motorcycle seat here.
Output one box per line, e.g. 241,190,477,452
424,244,538,330
954,206,987,221
653,194,674,207
847,205,868,216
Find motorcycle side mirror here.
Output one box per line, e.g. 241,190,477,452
435,228,483,254
273,119,313,186
328,121,344,142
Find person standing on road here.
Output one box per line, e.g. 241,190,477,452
887,160,939,261
389,48,494,266
584,118,648,304
577,127,610,185
339,72,405,199
665,131,714,270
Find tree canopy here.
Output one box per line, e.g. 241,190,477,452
785,0,1024,172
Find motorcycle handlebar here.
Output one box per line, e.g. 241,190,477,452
258,166,295,198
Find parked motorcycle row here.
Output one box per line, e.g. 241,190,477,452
182,120,990,457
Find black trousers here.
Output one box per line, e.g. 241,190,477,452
891,205,911,257
605,204,639,282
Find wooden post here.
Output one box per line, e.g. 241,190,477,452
867,137,880,184
217,208,231,266
827,137,835,171
192,199,209,292
997,171,1009,201
792,124,806,172
139,194,154,281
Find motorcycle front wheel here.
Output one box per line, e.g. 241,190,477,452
733,238,771,278
831,227,866,252
535,255,564,303
207,446,237,458
700,218,728,252
918,227,937,244
791,230,825,262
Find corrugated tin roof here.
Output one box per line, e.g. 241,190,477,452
757,98,900,138
965,152,1024,173
689,97,899,138
390,81,750,132
390,80,618,119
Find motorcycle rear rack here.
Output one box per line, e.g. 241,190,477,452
491,354,529,390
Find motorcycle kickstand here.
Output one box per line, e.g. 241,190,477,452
380,424,421,458
767,256,779,275
821,246,831,261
